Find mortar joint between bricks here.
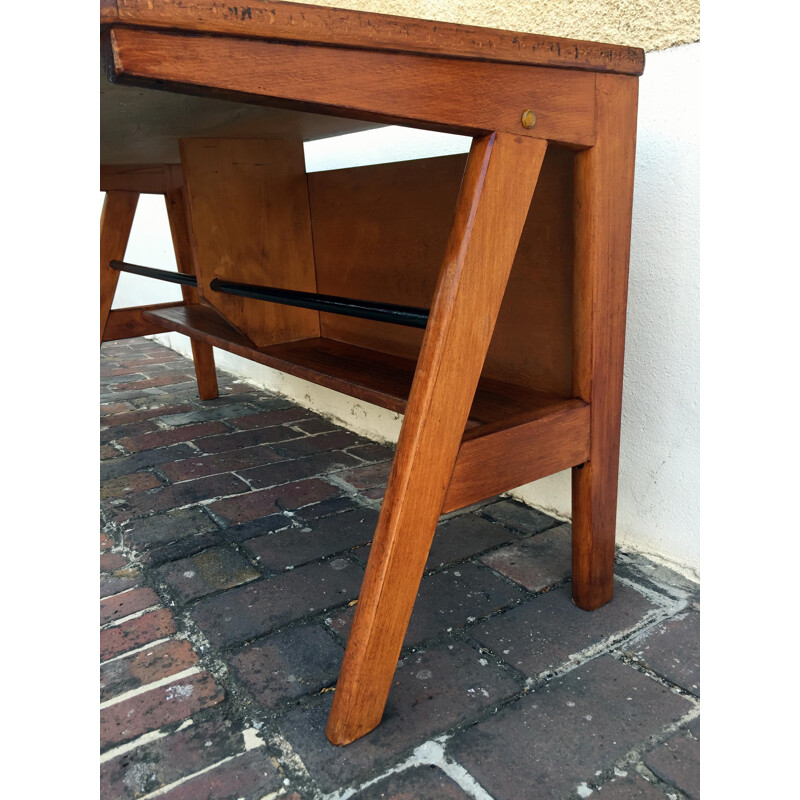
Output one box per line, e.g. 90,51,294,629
612,649,701,701
579,707,700,798
615,550,699,601
463,556,572,606
141,577,276,729
614,572,692,615
511,606,683,694
459,632,532,687
201,593,359,657
632,762,693,800
149,466,173,485
227,538,270,576
264,730,319,798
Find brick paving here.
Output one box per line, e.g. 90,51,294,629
100,338,700,800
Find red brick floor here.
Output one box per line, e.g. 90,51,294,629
100,338,700,800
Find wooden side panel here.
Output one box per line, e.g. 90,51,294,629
488,146,574,396
179,138,320,348
309,148,574,396
308,156,460,362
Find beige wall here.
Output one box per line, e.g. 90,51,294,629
299,0,699,52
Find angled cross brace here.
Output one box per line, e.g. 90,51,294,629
326,131,548,745
100,191,139,344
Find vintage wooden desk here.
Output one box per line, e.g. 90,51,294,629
100,0,644,745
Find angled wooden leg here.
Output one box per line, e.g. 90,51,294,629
572,74,640,610
326,132,548,745
100,191,139,343
164,170,219,400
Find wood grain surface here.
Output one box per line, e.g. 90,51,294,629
100,191,139,343
443,400,590,513
104,301,182,341
163,165,219,400
100,164,177,194
144,305,553,426
309,148,575,397
107,27,597,145
571,74,640,610
179,138,320,348
326,132,547,745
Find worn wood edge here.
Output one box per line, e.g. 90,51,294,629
100,0,118,25
103,302,183,341
102,0,644,76
442,400,590,513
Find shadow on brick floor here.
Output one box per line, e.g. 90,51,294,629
100,338,700,800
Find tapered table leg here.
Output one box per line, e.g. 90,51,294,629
100,191,139,343
572,74,640,610
326,132,548,745
165,173,219,400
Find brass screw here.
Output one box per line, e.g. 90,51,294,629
521,109,537,129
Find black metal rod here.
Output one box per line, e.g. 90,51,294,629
110,260,199,288
210,278,429,329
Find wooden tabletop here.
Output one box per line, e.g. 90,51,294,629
101,0,644,76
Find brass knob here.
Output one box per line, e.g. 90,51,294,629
521,109,537,129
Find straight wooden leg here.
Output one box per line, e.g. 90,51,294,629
164,171,219,400
571,74,640,610
100,191,139,343
326,132,548,745
188,338,219,400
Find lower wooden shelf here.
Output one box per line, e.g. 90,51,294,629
142,303,591,510
144,303,569,427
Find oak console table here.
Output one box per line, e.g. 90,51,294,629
100,0,644,745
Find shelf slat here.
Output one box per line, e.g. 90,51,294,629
143,304,567,425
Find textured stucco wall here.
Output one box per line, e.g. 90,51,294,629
509,43,700,576
299,0,700,51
